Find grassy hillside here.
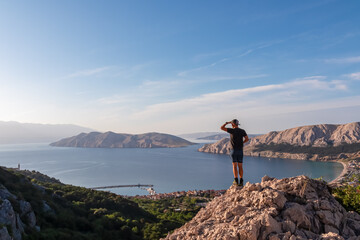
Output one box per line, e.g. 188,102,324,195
0,167,205,240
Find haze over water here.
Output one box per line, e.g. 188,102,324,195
0,143,343,196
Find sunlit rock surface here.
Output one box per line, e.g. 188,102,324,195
164,175,360,240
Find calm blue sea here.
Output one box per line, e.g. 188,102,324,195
0,143,343,196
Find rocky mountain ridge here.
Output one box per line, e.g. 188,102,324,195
164,175,360,240
198,122,360,161
50,131,195,148
0,170,40,240
249,122,360,147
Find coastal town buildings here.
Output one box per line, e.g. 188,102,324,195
336,160,360,187
131,189,226,200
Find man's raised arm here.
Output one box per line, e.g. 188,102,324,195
221,122,230,132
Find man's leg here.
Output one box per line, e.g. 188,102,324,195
238,163,243,178
232,162,238,178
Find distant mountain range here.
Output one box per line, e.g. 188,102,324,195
50,131,195,148
196,133,228,140
199,122,360,161
177,132,223,139
198,133,260,140
178,132,261,141
0,121,93,144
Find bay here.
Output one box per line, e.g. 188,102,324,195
0,143,343,196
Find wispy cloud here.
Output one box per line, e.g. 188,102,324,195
322,32,360,49
63,66,111,79
113,62,156,79
347,72,360,80
61,62,155,81
192,49,233,62
202,74,268,82
58,74,356,134
177,58,230,77
178,47,262,77
97,95,136,105
96,79,183,106
291,76,347,90
133,76,348,119
177,40,286,77
139,80,183,93
178,51,254,77
325,56,360,64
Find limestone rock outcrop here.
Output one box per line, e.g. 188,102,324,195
164,176,360,240
248,122,360,147
200,138,230,154
0,184,37,240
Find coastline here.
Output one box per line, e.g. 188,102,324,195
329,160,348,185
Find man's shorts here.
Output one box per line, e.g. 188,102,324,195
230,149,244,163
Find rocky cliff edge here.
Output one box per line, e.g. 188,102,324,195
164,176,360,240
0,184,38,240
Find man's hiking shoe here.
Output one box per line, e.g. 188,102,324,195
239,178,244,186
233,180,238,185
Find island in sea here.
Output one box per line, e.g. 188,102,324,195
50,131,195,148
2,123,360,239
199,121,360,161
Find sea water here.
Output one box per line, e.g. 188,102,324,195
0,143,343,196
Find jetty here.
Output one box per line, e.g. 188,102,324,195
91,184,154,190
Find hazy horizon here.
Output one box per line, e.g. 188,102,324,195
1,1,360,135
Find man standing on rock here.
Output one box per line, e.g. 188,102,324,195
221,119,249,186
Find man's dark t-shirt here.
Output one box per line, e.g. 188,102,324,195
226,128,247,150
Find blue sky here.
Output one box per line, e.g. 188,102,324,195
1,0,360,134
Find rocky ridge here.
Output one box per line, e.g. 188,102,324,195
198,122,360,161
0,184,38,240
164,175,360,240
50,131,195,148
248,122,360,147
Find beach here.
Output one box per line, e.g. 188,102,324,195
329,161,349,186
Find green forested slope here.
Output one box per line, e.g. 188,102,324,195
0,167,204,240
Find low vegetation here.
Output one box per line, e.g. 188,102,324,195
130,197,204,240
253,143,360,157
0,167,208,240
333,173,360,214
4,163,358,239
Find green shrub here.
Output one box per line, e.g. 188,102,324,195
254,143,360,156
1,167,206,240
333,185,360,213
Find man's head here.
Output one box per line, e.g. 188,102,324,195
231,119,240,128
